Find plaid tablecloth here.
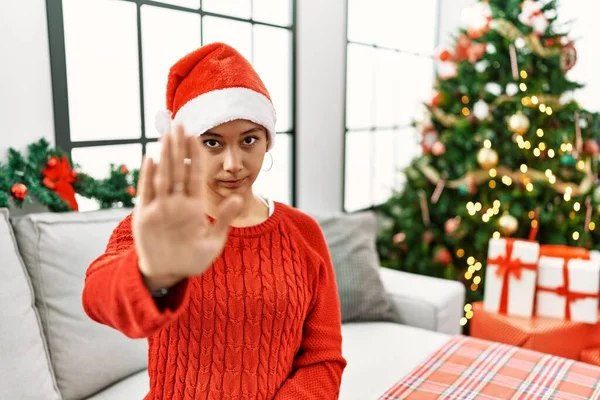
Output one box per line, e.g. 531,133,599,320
380,335,600,399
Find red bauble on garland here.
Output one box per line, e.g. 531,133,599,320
42,155,79,211
10,183,28,200
126,186,136,197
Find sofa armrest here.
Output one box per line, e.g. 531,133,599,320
379,267,466,335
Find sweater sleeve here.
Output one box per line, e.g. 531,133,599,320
82,213,190,339
274,215,347,399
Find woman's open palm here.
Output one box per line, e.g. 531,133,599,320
132,125,243,289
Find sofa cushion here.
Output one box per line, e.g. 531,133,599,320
0,208,61,400
11,208,148,400
312,211,401,323
85,370,149,400
340,322,450,400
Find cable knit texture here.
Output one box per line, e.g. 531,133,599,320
82,202,346,399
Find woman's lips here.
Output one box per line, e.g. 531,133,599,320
219,178,246,188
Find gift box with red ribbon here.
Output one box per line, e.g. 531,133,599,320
471,301,600,360
536,245,600,324
483,238,540,318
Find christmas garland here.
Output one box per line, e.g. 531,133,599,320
414,158,595,197
0,138,139,212
490,19,562,58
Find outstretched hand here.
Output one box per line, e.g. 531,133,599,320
132,125,243,290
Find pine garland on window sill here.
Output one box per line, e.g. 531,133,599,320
0,138,139,212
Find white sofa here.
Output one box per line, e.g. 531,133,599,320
1,207,464,400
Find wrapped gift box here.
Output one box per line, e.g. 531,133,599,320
471,301,599,360
536,245,600,324
483,238,539,318
580,348,600,366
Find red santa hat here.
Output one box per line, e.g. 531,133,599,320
154,42,277,150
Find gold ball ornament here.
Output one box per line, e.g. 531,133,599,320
498,212,519,236
477,148,499,169
508,112,530,135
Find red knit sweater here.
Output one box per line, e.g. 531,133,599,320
82,202,347,399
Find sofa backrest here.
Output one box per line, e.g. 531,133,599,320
0,208,61,399
8,207,148,400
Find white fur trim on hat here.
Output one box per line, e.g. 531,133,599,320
154,110,172,135
172,87,277,150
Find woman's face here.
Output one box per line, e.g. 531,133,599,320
198,119,268,198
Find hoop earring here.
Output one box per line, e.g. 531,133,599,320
262,151,273,172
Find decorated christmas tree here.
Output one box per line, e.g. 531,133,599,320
376,0,600,326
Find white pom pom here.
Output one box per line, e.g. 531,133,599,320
473,100,490,120
154,110,172,135
485,82,502,96
506,83,519,96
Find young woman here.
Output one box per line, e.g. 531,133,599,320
82,42,346,399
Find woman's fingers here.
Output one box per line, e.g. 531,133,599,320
171,125,185,195
137,156,155,206
212,195,243,236
155,134,172,197
187,135,205,197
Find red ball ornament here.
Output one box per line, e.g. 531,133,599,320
120,165,130,174
434,247,452,265
126,186,136,197
431,91,444,108
438,49,453,62
444,217,461,236
421,129,439,154
560,42,577,73
422,230,435,244
10,183,28,200
431,141,446,156
47,156,59,167
583,139,600,156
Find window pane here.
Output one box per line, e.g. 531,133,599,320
201,0,251,19
344,130,373,212
559,1,600,112
253,26,292,132
151,0,200,8
253,0,292,26
395,127,420,189
347,0,376,44
374,49,402,128
63,0,140,142
71,144,142,180
253,133,292,205
373,130,395,205
376,0,437,54
146,141,162,163
202,17,252,62
141,5,201,138
346,44,375,130
396,54,434,126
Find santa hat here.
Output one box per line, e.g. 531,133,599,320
154,42,277,149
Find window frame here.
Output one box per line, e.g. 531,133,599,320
342,0,441,212
46,0,298,206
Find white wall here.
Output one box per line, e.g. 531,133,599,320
0,0,55,162
295,0,347,212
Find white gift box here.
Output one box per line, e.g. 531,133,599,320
536,253,600,324
483,238,540,318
